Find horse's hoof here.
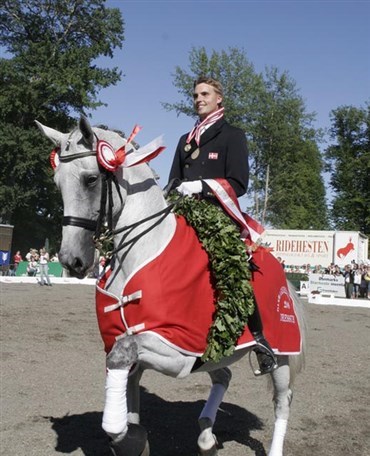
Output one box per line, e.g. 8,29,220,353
198,420,218,456
198,444,218,456
109,424,149,456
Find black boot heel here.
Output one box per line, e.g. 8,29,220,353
251,332,278,376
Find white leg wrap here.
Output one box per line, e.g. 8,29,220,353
268,418,288,456
198,427,217,451
102,368,129,436
199,383,226,424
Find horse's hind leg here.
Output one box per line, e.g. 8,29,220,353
269,356,292,456
197,367,232,455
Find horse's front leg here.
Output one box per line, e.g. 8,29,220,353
127,365,144,425
197,367,232,456
103,336,149,456
269,356,292,456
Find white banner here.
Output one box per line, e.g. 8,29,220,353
308,273,346,298
262,230,334,267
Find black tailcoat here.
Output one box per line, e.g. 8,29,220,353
168,118,249,197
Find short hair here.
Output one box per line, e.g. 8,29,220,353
193,76,224,98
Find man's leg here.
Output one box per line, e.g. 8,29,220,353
247,300,277,376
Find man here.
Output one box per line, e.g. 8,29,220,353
168,76,277,375
169,76,248,200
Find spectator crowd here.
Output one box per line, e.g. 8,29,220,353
280,260,370,299
4,248,370,299
1,247,58,287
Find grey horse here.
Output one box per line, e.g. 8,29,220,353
36,116,306,456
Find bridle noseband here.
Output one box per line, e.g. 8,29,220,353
62,215,98,232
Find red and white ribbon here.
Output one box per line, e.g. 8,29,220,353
124,135,165,168
111,124,143,168
97,125,166,171
186,107,224,146
203,178,265,242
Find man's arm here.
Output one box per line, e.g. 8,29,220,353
225,128,249,197
168,140,183,183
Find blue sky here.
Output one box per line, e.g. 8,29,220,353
90,0,369,190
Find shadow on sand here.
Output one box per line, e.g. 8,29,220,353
47,387,267,456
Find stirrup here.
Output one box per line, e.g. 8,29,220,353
250,337,278,376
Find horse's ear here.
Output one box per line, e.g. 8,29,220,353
79,116,94,147
35,120,64,146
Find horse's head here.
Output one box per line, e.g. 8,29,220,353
36,116,166,279
36,117,127,278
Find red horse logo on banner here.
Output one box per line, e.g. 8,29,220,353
336,237,355,259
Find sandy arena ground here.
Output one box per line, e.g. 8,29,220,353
1,282,369,456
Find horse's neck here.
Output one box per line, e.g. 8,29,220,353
107,166,176,296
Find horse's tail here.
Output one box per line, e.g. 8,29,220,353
287,280,307,386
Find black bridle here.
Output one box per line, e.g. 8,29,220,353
58,145,177,259
59,149,108,235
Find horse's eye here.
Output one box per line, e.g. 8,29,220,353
86,175,99,187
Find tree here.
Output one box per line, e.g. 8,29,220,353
325,104,370,234
164,47,328,229
0,0,125,254
254,68,328,229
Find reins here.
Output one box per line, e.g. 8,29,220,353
101,203,176,259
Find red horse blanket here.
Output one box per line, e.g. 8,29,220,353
96,215,301,356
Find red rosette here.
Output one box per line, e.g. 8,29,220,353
97,140,124,172
50,148,60,170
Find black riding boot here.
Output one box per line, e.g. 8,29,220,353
248,301,278,376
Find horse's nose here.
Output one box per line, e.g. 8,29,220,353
69,257,89,279
58,249,90,279
71,256,83,270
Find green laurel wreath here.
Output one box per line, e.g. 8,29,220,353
167,193,255,363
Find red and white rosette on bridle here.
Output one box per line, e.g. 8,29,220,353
96,140,121,172
50,148,60,170
96,124,166,171
97,125,142,171
49,125,166,172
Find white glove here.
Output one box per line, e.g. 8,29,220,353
176,180,203,196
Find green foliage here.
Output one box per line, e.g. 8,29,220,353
325,104,370,234
254,68,327,228
168,193,254,362
164,47,328,230
163,46,264,131
0,0,125,253
267,138,328,229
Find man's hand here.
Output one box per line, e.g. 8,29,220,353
176,180,202,196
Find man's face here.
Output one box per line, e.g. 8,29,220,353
193,83,222,120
